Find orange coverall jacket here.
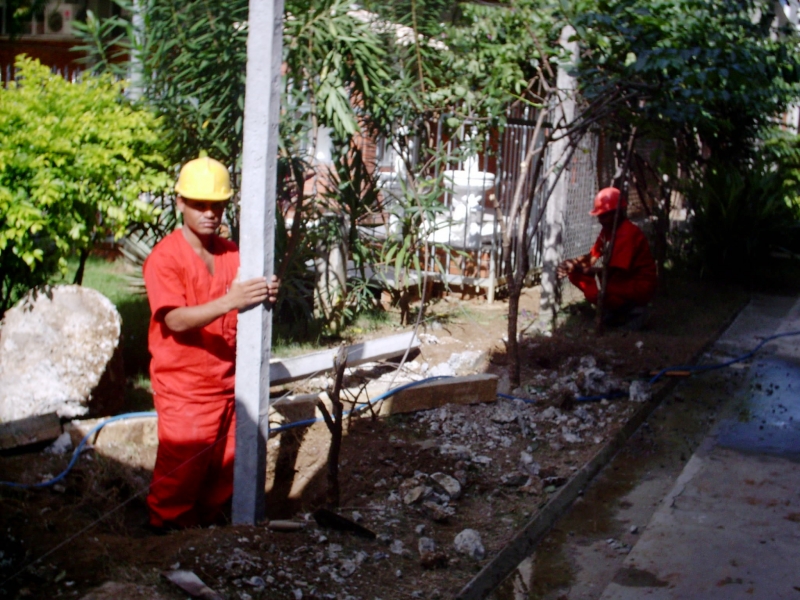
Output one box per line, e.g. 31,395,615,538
568,219,657,310
143,229,240,528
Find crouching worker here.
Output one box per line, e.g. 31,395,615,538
143,157,280,530
557,187,657,320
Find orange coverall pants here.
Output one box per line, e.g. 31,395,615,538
146,392,236,528
568,271,655,311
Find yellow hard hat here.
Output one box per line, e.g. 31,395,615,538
175,157,233,201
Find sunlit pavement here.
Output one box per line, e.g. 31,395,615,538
599,295,800,599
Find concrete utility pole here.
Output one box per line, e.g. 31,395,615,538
233,0,285,525
538,26,578,330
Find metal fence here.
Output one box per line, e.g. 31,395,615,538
561,132,601,261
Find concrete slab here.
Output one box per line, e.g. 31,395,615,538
377,374,497,416
598,294,800,600
0,412,61,450
600,449,800,599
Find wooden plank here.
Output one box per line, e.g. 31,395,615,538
378,374,497,416
269,331,420,385
0,412,61,450
232,0,284,525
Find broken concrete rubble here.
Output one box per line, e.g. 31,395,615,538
453,529,485,561
629,379,652,402
430,472,461,499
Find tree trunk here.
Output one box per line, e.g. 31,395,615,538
73,248,90,286
506,277,521,389
319,346,347,508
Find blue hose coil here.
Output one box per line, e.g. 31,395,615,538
0,411,156,490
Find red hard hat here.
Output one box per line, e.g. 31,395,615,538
590,187,626,216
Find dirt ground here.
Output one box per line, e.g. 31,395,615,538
0,276,748,600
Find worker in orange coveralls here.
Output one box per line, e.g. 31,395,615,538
557,187,657,317
143,157,279,531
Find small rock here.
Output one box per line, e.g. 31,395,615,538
389,540,405,555
440,445,472,460
490,404,517,424
453,529,485,561
629,380,651,403
351,511,363,523
630,525,639,534
293,590,303,600
339,560,357,577
245,576,266,588
448,350,485,373
540,406,560,421
418,537,436,556
428,362,456,377
395,569,403,578
44,432,73,455
403,486,426,505
543,475,568,488
419,333,440,345
429,473,461,500
415,524,426,536
500,472,528,487
421,501,453,523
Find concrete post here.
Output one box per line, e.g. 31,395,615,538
538,26,578,330
126,0,144,102
233,0,284,525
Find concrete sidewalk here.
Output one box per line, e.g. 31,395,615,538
599,295,800,599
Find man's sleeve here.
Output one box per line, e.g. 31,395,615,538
143,249,187,322
589,234,604,259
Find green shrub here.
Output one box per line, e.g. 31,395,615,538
688,161,800,281
0,56,170,314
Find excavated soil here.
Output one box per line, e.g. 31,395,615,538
0,276,747,600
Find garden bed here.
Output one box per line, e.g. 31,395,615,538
0,275,747,599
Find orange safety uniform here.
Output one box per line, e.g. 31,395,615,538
143,229,240,528
568,219,657,310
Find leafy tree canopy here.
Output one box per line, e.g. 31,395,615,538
0,57,169,313
570,0,800,160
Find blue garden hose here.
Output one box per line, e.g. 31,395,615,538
0,411,156,490
5,329,799,489
646,329,800,384
0,379,455,489
574,329,800,403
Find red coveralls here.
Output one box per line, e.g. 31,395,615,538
568,219,657,310
143,230,240,528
